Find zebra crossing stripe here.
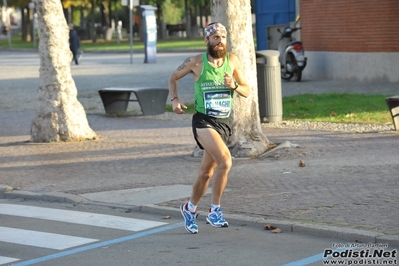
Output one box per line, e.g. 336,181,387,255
0,227,98,250
0,204,167,231
10,223,183,266
0,256,19,265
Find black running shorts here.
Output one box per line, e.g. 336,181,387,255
192,112,231,150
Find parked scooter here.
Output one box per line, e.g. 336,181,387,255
278,16,307,82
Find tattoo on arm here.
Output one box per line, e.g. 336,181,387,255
177,57,191,71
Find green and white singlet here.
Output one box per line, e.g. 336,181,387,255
194,53,234,119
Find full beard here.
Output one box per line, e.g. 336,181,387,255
207,43,228,59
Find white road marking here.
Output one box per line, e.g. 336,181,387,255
0,227,98,250
0,204,167,231
0,256,19,264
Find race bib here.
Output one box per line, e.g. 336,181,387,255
204,91,232,118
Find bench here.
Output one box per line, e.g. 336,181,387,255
385,95,399,131
98,87,169,115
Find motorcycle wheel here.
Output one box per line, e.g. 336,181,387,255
281,53,295,80
281,72,293,80
294,70,302,82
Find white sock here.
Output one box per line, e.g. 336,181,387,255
211,204,220,212
187,201,197,212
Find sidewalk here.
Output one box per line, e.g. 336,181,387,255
1,51,398,246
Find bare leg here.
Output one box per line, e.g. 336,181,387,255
190,128,232,206
190,149,216,205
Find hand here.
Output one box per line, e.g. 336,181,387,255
172,99,187,114
224,72,235,89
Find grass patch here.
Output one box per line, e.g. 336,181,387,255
0,34,206,51
283,93,391,124
167,93,391,124
166,103,196,113
1,33,258,51
79,38,206,51
0,34,39,49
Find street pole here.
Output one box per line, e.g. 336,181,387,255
129,0,133,64
2,0,12,48
28,1,35,48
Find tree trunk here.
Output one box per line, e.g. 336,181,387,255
26,7,33,42
90,0,96,42
184,0,191,38
30,0,97,142
211,0,269,157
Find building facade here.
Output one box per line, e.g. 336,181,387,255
300,0,399,82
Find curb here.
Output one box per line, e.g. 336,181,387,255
141,205,399,248
1,189,398,247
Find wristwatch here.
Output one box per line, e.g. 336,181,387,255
233,81,239,90
171,96,178,102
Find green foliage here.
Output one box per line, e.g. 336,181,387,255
141,0,184,8
72,10,81,26
161,0,184,24
61,0,92,8
5,0,30,7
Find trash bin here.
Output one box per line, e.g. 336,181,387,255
256,50,282,122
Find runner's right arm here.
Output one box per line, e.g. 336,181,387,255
169,55,202,114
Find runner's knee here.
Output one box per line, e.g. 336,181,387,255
198,169,214,180
217,155,232,172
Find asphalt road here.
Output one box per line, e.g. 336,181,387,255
4,199,397,266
